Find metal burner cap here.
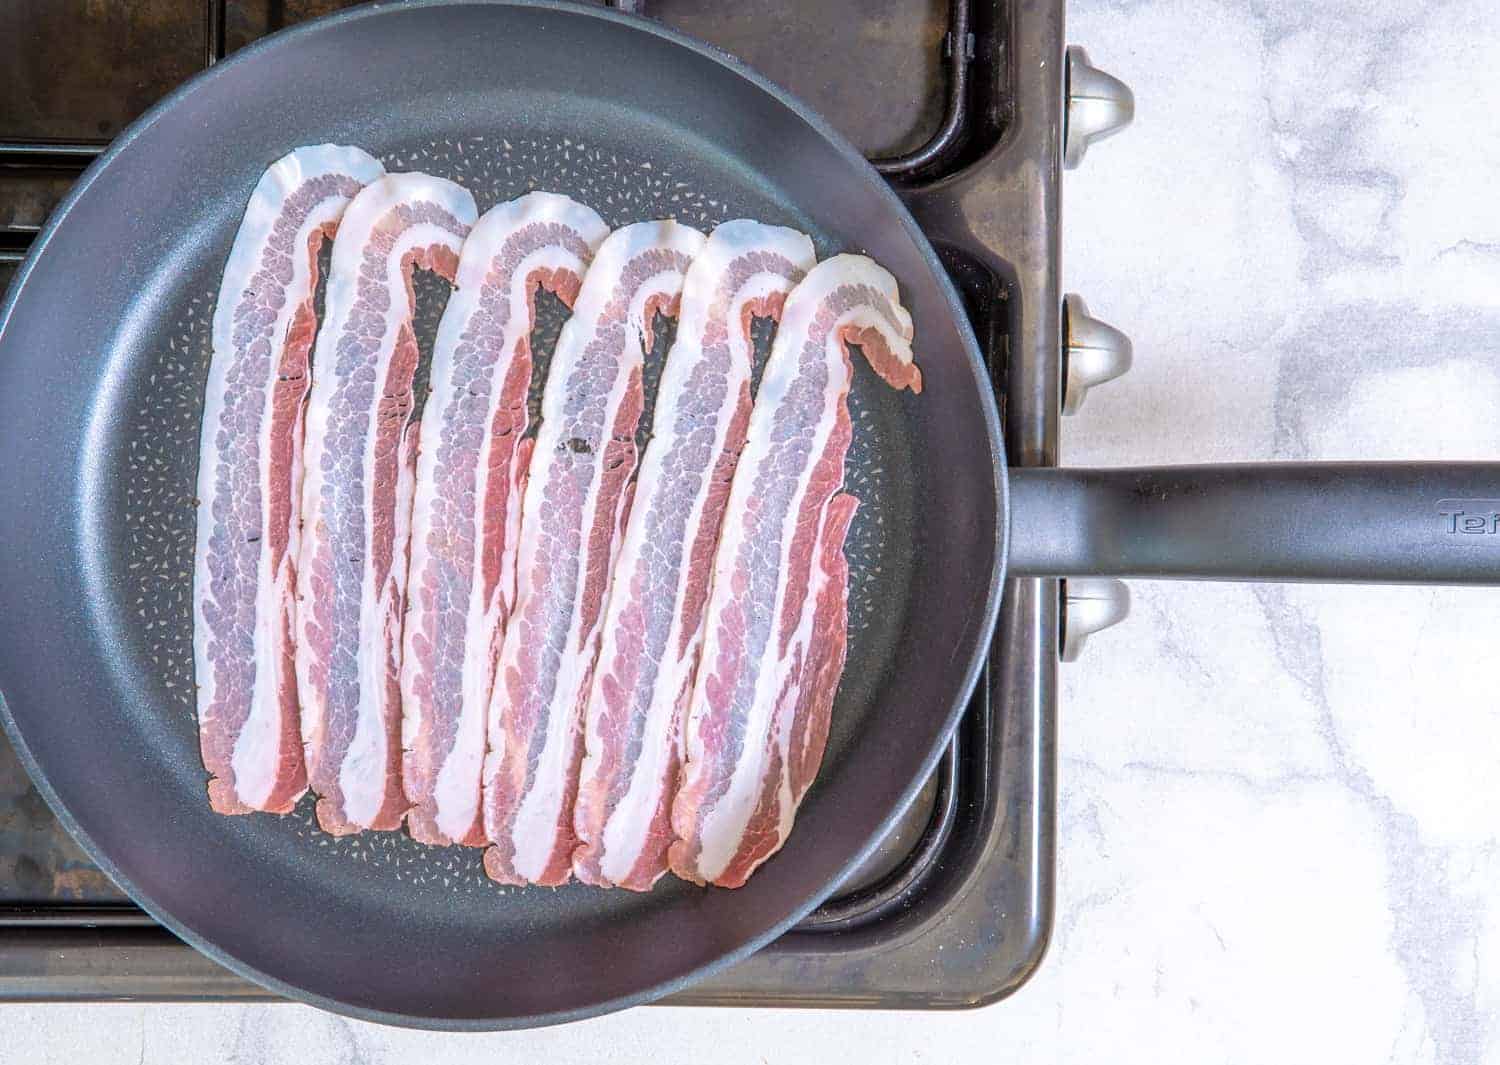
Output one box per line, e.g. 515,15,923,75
1064,45,1135,169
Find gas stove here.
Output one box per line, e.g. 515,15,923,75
0,0,1133,1008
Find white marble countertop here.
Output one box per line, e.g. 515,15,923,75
9,0,1500,1060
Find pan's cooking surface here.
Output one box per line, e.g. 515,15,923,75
98,127,915,900
0,2,1002,1026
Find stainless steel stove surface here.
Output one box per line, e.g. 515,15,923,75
0,0,1133,1008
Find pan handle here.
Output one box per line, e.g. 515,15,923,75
1007,464,1500,584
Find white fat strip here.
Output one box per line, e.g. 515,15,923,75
686,255,913,882
405,192,609,842
295,172,477,829
690,355,845,881
346,196,476,827
496,220,705,881
586,220,816,884
199,144,382,809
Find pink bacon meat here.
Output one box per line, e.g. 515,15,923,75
669,254,921,888
483,220,706,885
295,172,477,835
195,145,384,816
572,220,815,889
401,193,608,847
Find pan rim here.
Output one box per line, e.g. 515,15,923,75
0,0,1010,1031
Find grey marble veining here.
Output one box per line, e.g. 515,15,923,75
4,0,1497,1060
1057,1,1500,1061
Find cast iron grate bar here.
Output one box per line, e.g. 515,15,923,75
872,0,975,175
0,231,35,265
0,143,104,165
799,739,961,931
0,907,156,929
206,0,227,66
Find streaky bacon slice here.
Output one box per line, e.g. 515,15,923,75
401,193,609,847
295,172,477,835
571,220,815,890
483,219,706,885
669,254,921,887
195,145,384,816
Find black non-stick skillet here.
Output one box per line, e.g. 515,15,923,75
0,0,1495,1031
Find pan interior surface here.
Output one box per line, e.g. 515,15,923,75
0,2,1002,1027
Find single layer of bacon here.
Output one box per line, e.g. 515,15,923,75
482,220,706,885
571,220,815,889
195,145,385,816
669,254,921,888
401,193,609,847
295,172,477,835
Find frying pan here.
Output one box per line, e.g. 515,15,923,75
0,0,1495,1032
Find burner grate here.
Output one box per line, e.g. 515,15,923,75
0,0,982,937
0,0,1062,1012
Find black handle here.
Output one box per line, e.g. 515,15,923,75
1007,464,1500,584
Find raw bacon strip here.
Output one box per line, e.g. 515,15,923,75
296,172,477,836
402,193,608,847
195,145,384,816
572,221,815,889
669,254,920,888
483,220,706,885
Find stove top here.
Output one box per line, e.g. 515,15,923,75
0,0,1133,1009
